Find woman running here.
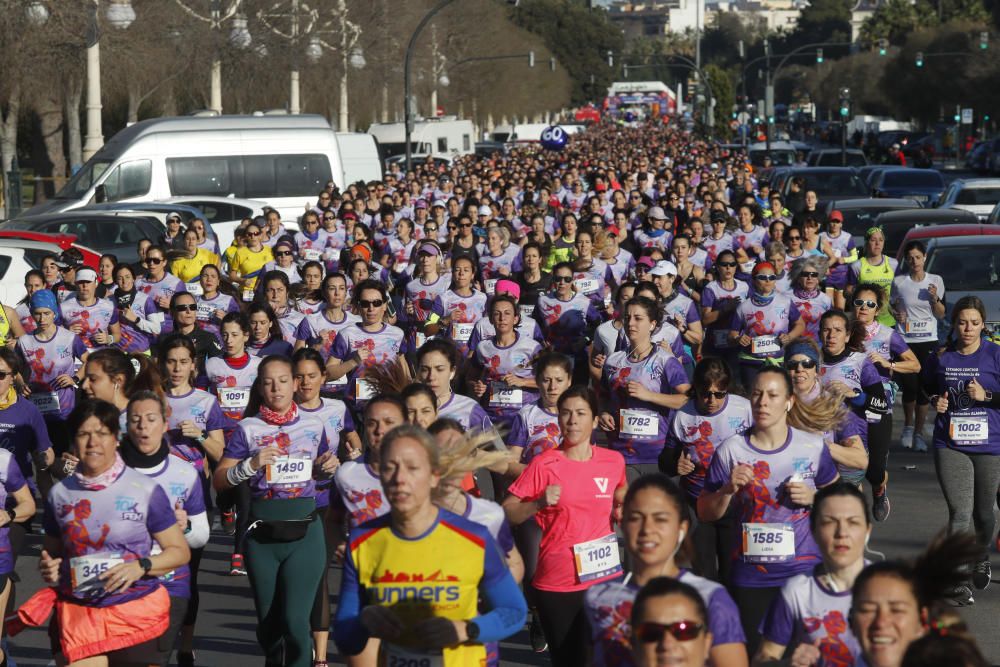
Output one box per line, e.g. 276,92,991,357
296,261,326,316
628,578,716,667
923,295,1000,605
572,228,615,309
700,249,749,378
137,245,187,313
665,357,752,583
846,227,898,327
247,303,294,358
257,271,308,347
214,355,339,666
789,256,832,344
430,255,488,358
417,339,493,432
535,261,601,383
585,474,748,667
334,424,527,666
112,263,160,354
504,386,627,666
229,222,274,301
194,264,240,342
698,366,840,653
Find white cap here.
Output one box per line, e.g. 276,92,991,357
648,260,678,277
75,268,98,283
432,199,447,208
478,205,492,216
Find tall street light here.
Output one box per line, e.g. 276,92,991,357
173,0,250,115
258,0,324,115
45,0,138,161
301,0,366,130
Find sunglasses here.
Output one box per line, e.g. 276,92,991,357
425,226,438,232
0,371,14,381
801,271,819,278
754,274,777,281
716,261,737,268
854,299,878,309
699,390,727,400
323,216,335,220
275,251,293,257
554,276,574,284
147,257,164,265
247,231,262,237
460,223,473,228
358,299,384,309
634,620,705,644
172,304,198,313
786,359,818,372
787,235,802,241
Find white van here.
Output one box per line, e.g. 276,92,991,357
368,117,475,159
22,114,375,224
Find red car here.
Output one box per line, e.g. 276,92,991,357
895,224,1000,262
0,231,101,269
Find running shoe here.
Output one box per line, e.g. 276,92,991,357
900,426,914,449
973,559,992,590
230,553,247,576
221,510,236,536
872,487,890,522
529,614,548,653
913,433,929,452
947,584,975,606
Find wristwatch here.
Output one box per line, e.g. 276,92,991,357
5,509,15,524
465,620,480,643
138,557,153,575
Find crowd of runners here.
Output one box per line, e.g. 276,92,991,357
0,121,992,667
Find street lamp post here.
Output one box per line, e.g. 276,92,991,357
299,0,366,129
173,0,250,115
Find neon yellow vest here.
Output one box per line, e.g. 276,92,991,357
858,257,896,327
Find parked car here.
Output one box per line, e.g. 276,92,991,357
936,178,1000,221
923,235,1000,337
774,167,868,203
0,238,82,304
895,224,1000,262
806,148,868,167
0,231,101,269
158,196,268,251
965,141,990,172
81,201,203,227
823,198,922,247
748,141,797,167
0,212,163,264
855,165,896,188
873,208,980,257
869,167,946,205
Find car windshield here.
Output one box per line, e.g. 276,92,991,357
927,245,1000,290
883,171,944,187
749,150,795,166
53,159,113,200
955,187,1000,205
839,207,904,238
803,172,867,198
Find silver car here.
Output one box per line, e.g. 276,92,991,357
924,235,1000,338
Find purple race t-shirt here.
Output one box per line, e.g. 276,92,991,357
668,395,752,501
165,389,228,472
924,340,1000,455
0,449,26,573
19,327,89,420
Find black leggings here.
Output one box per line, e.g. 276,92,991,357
897,341,936,405
866,413,893,489
686,497,737,585
183,547,203,627
514,519,542,607
531,586,589,667
217,481,251,554
730,585,781,657
310,507,332,633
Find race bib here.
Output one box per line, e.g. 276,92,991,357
489,382,523,407
70,553,125,595
414,331,428,348
28,392,60,415
575,278,599,294
740,260,756,274
217,387,250,409
620,408,658,438
834,248,843,258
393,262,410,275
483,278,499,295
453,323,474,342
242,288,255,302
196,302,215,321
265,455,313,485
324,375,348,390
382,644,444,667
356,378,376,401
185,282,203,297
950,415,989,444
519,305,535,320
303,248,323,262
573,534,622,583
742,523,795,563
904,318,933,337
751,335,780,356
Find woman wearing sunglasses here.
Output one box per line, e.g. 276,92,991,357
137,245,187,313
229,223,274,300
295,211,331,266
328,280,405,412
263,240,302,285
922,295,1000,605
729,261,805,391
599,296,689,482
536,261,601,384
628,578,715,667
789,256,832,344
703,210,734,267
701,249,749,376
787,338,869,487
586,474,747,667
846,227,898,326
851,285,918,522
402,242,447,349
664,357,752,583
699,366,840,653
755,483,870,666
821,211,859,309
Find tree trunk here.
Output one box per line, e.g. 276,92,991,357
36,94,67,201
65,74,83,173
161,79,179,117
0,84,21,218
128,82,141,125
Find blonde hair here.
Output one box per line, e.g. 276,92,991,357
433,429,512,487
789,383,851,434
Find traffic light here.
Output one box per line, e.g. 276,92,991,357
878,38,888,56
986,113,992,121
816,48,824,63
915,51,924,67
981,32,989,49
838,87,851,118
954,112,961,122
